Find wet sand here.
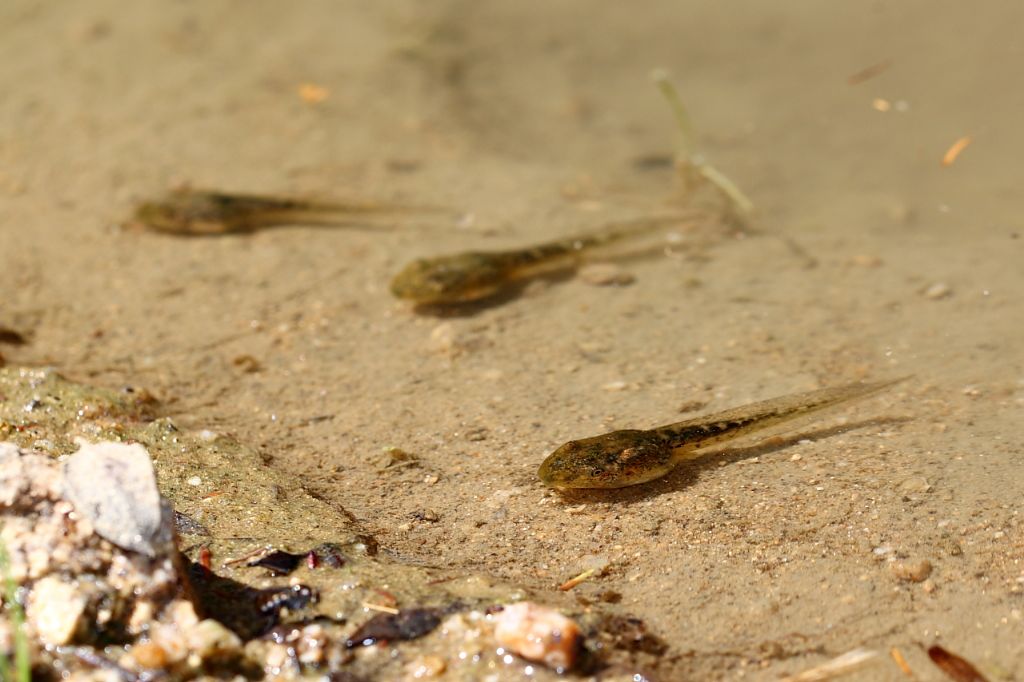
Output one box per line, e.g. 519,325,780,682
3,1,1022,679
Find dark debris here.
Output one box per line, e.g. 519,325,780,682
927,644,989,682
255,584,319,619
173,510,210,537
0,326,27,345
345,607,447,648
247,549,305,576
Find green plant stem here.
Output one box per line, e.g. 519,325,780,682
650,68,697,160
0,528,29,682
650,68,754,216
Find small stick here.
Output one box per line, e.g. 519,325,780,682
890,646,915,678
362,601,400,615
558,568,597,591
780,648,879,681
847,59,893,85
941,136,972,167
651,69,754,216
222,545,272,567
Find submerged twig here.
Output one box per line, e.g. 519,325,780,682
557,568,597,592
780,648,879,681
651,68,754,217
890,646,915,678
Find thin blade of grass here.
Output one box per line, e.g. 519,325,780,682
0,526,29,682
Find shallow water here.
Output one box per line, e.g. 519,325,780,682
3,1,1022,678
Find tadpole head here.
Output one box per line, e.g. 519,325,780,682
133,201,180,231
389,253,507,305
538,430,674,489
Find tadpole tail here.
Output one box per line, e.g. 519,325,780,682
244,209,400,229
657,376,911,457
509,211,707,267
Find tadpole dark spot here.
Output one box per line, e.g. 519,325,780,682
631,153,674,170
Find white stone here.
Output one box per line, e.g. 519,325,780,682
27,575,86,646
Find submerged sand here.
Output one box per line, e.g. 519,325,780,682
3,1,1022,679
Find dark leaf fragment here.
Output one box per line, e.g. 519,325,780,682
927,645,989,682
0,326,27,345
345,607,444,648
247,550,305,575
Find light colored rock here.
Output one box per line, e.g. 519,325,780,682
130,640,170,669
891,559,933,582
898,476,932,494
27,575,86,646
406,654,447,678
185,619,243,660
922,282,952,300
0,443,62,507
62,441,164,556
494,602,582,672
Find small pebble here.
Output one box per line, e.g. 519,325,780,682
849,254,883,268
184,619,242,659
231,354,261,373
578,263,635,287
577,553,610,573
898,476,932,493
131,641,170,669
494,602,583,672
891,559,933,582
922,282,952,300
602,381,628,392
407,654,447,678
27,575,86,646
428,323,456,354
197,429,219,442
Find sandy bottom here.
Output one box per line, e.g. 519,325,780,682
3,1,1022,679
